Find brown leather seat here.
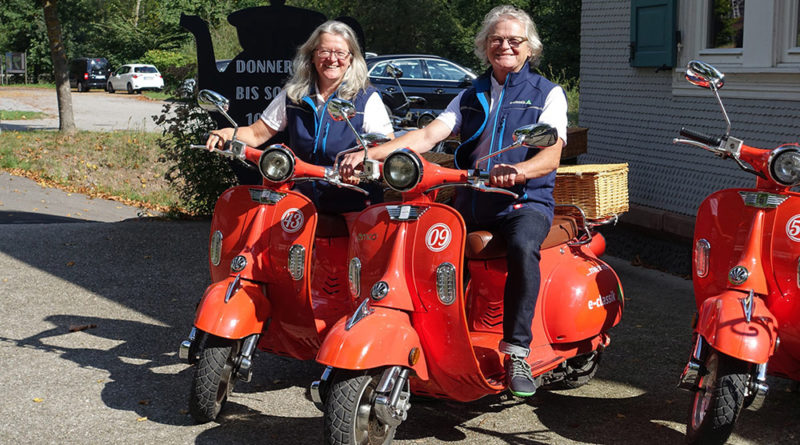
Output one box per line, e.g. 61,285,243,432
465,215,579,260
315,213,349,238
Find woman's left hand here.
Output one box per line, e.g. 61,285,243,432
339,151,364,184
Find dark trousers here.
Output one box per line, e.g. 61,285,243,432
471,207,550,352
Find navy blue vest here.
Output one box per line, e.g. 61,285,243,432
452,63,561,226
285,86,383,213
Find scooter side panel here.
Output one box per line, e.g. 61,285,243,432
258,192,322,359
696,290,778,364
209,186,284,282
693,189,763,303
349,205,404,305
407,205,504,401
194,278,271,339
315,306,429,380
541,246,623,343
767,193,800,363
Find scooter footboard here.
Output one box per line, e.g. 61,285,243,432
316,306,429,380
194,277,271,340
696,290,778,364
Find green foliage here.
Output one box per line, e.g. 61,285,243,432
154,98,237,215
140,49,196,91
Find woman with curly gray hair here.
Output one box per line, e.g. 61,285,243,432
207,20,392,216
341,5,567,398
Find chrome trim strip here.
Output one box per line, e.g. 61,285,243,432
225,274,241,303
386,205,428,221
738,191,789,209
249,188,287,205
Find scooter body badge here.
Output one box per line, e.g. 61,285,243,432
231,255,247,272
281,208,304,233
425,223,452,252
728,265,749,285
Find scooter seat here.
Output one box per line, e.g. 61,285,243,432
316,213,349,238
465,215,579,260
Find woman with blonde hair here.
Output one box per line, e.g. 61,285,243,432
207,20,393,214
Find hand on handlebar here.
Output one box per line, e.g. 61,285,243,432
205,128,235,152
339,150,365,185
489,163,526,188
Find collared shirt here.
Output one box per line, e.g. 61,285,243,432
260,89,393,136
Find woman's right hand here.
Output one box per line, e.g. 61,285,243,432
205,128,235,151
339,150,366,184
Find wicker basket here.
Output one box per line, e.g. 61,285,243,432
554,163,629,220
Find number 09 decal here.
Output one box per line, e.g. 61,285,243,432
281,208,304,233
787,214,800,242
425,223,452,252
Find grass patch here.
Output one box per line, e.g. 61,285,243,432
0,110,49,120
0,129,182,213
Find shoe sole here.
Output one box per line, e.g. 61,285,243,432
509,389,536,397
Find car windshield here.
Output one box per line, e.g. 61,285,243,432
89,59,108,73
135,66,159,74
372,60,424,79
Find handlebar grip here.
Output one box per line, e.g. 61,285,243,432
679,127,722,147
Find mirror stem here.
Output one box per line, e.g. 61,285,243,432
710,85,731,138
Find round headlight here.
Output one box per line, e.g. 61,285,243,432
384,149,422,192
769,145,800,186
258,145,294,183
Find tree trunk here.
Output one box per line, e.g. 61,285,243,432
41,0,75,133
133,0,141,27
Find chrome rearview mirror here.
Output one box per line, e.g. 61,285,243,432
198,89,230,113
685,61,731,137
385,63,403,79
685,60,725,91
513,124,559,149
197,89,238,129
475,123,558,169
328,98,357,122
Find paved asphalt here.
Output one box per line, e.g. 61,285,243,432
1,89,798,444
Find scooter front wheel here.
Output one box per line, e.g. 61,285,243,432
685,349,748,445
188,335,240,423
324,369,397,445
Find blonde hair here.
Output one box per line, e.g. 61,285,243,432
284,20,369,103
473,5,543,67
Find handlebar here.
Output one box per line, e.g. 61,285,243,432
679,127,722,147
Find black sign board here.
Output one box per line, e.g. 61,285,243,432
181,2,364,183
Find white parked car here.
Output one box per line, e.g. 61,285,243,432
106,64,164,94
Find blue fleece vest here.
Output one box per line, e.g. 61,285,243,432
285,86,383,213
452,63,561,226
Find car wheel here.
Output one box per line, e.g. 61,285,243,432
77,81,85,92
106,82,114,94
127,83,134,94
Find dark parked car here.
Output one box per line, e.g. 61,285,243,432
68,58,110,92
367,54,476,126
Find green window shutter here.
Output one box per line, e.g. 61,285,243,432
630,0,677,68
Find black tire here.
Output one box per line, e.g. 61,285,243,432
127,83,134,94
324,370,397,445
188,336,239,423
557,351,601,389
685,350,749,445
107,82,114,94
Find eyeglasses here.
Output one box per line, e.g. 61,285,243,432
316,49,351,59
488,35,528,48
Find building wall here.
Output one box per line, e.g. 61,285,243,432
579,0,800,235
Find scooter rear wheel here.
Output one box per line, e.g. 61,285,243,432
188,336,240,423
557,351,602,389
324,370,397,445
685,349,748,445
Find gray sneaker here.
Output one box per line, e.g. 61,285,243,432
506,354,537,397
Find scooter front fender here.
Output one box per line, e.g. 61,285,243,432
194,276,271,340
696,290,778,364
316,306,429,380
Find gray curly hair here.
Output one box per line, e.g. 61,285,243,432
473,5,543,67
284,20,369,103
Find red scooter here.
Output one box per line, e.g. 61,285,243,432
310,120,624,444
177,90,372,423
675,61,800,444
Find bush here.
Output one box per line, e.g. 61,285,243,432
140,49,196,93
154,98,237,216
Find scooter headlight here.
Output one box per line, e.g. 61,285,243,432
258,145,295,183
383,149,422,192
769,145,800,187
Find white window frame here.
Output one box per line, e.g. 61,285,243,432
673,0,800,100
